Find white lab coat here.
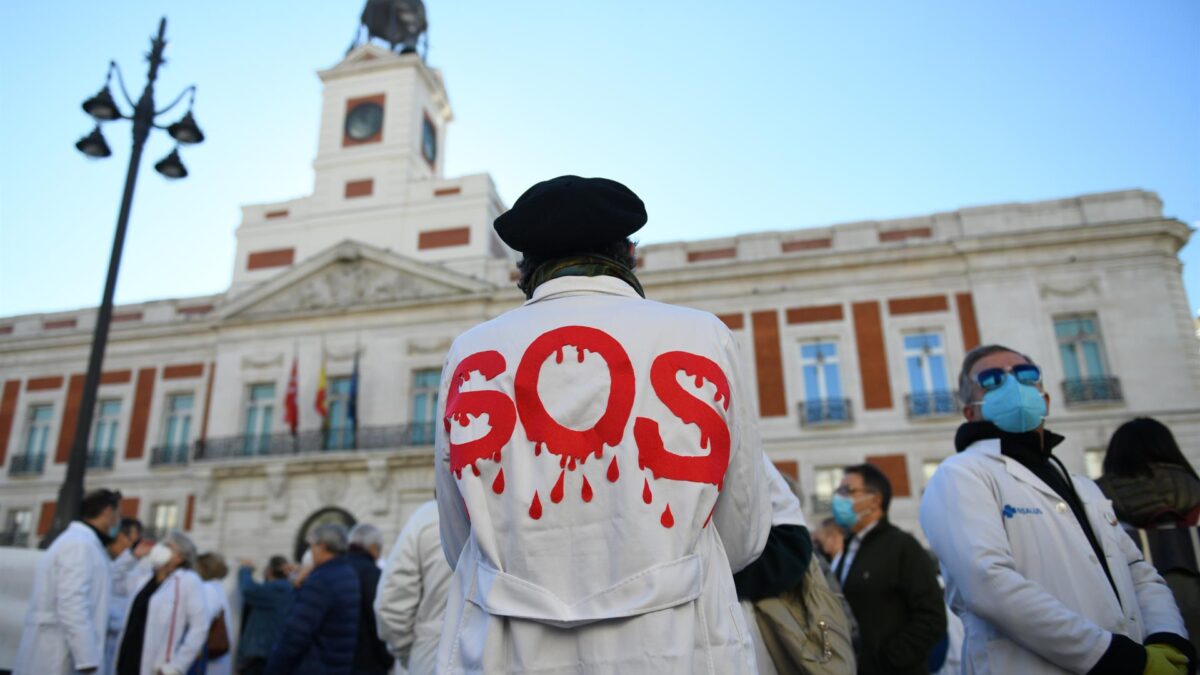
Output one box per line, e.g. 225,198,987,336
14,522,112,674
113,568,210,675
202,579,233,675
740,456,810,675
920,437,1186,674
435,275,772,674
106,551,152,675
375,500,453,675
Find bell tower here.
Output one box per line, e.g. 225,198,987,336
227,9,509,296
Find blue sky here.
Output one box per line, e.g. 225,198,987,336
1,1,1197,317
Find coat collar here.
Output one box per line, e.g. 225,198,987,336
964,438,1068,503
525,275,643,305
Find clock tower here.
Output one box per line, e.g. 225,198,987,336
228,42,509,295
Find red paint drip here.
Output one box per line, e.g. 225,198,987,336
555,346,564,364
642,477,653,504
577,347,586,363
661,503,675,528
559,455,567,469
607,456,619,482
492,468,505,494
471,463,481,476
581,475,593,502
703,504,716,528
568,456,577,471
551,469,566,504
529,491,542,520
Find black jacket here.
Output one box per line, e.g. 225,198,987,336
346,547,394,675
839,517,946,675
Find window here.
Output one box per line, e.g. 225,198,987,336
326,377,355,450
812,466,842,514
243,383,276,455
1055,315,1122,403
903,332,955,417
156,394,193,465
2,509,32,547
1084,447,1105,480
89,399,121,468
922,459,943,485
148,502,179,540
410,369,440,444
15,405,53,474
799,341,849,425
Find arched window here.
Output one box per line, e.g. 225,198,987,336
294,506,356,562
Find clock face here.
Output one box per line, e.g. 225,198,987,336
421,117,437,165
345,102,384,142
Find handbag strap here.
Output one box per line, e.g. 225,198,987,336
166,575,180,663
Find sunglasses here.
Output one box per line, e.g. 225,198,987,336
976,364,1042,391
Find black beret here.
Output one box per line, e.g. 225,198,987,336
494,175,647,257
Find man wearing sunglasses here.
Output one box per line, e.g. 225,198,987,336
920,345,1193,675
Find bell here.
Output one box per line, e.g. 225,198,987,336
167,111,205,145
75,127,112,158
154,148,188,179
82,86,121,121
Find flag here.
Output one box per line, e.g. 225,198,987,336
315,361,328,421
347,352,359,431
284,357,299,435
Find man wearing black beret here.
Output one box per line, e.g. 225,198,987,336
433,175,772,674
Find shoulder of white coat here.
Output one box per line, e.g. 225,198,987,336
1069,473,1107,501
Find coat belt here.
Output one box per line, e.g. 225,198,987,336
466,553,702,628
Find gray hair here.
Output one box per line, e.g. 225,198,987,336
348,523,383,550
957,344,1038,405
307,523,348,555
164,530,198,568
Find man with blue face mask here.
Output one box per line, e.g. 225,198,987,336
831,463,946,674
921,345,1194,675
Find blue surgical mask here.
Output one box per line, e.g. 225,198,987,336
108,522,121,539
980,374,1047,433
831,494,859,529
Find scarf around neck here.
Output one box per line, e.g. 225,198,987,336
522,253,645,299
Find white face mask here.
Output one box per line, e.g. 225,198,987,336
147,543,175,570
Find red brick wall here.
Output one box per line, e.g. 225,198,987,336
751,311,788,417
247,248,295,271
345,179,375,198
417,227,471,250
717,313,745,330
163,363,204,380
956,293,982,350
37,502,56,536
786,304,844,324
0,380,20,466
55,374,86,463
125,368,156,460
852,302,893,410
888,295,949,315
781,238,832,253
26,376,63,391
866,453,911,498
687,248,737,263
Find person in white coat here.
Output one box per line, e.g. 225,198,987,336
14,488,123,674
113,531,210,675
920,344,1193,675
435,176,771,674
108,520,154,675
375,500,453,675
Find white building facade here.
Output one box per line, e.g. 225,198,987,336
1,43,1198,560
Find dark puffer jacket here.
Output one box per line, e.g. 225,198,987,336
1098,462,1200,527
265,556,360,675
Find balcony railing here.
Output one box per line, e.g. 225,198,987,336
195,422,438,462
86,448,116,469
799,398,853,427
150,445,189,467
906,391,959,419
1063,377,1123,405
9,453,45,476
0,531,30,547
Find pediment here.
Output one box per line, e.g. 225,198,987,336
220,241,492,320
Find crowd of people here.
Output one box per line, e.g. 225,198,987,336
14,492,452,675
14,176,1200,674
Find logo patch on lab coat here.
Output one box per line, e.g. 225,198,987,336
1002,504,1043,518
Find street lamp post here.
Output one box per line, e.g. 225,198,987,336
42,16,204,547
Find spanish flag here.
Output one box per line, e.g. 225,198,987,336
315,361,328,421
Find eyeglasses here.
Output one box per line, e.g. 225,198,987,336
834,486,873,497
976,364,1042,391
